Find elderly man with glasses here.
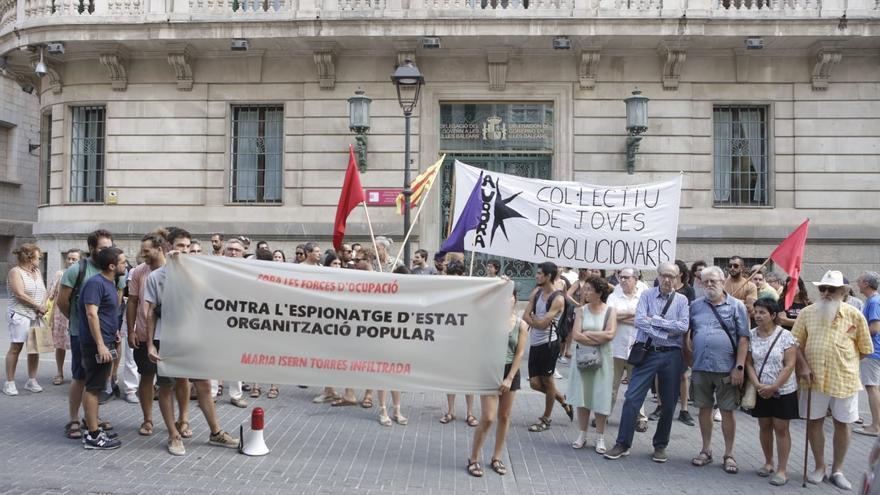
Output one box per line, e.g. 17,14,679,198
793,270,873,490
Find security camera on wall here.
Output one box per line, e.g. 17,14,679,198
34,47,48,77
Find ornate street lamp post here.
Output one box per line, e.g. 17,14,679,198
348,88,371,172
624,88,649,175
391,59,425,268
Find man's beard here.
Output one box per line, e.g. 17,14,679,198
814,298,841,326
705,285,724,300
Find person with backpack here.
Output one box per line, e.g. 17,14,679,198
522,262,574,432
56,229,125,440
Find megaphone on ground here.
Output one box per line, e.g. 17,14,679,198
239,407,270,456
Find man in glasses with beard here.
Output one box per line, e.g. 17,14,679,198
793,270,873,490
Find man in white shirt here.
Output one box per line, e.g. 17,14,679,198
607,267,648,432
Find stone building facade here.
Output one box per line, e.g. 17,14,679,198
1,0,879,292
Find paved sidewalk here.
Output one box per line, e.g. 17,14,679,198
0,299,875,494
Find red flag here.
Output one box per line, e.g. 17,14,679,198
333,146,366,251
769,219,810,310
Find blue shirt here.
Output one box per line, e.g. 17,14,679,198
634,287,690,348
77,274,120,347
864,293,880,360
689,295,750,373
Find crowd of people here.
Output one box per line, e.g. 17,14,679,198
3,232,879,489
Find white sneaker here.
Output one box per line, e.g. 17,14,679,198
558,356,569,364
24,379,43,393
2,381,18,396
553,370,563,379
124,392,140,404
595,436,607,454
713,409,722,422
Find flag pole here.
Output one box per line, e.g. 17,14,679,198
391,173,440,269
468,237,478,276
361,202,382,273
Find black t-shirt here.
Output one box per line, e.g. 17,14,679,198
677,284,695,303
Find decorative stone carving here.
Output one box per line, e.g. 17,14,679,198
487,50,509,92
811,48,841,91
579,49,601,90
313,46,337,90
166,47,194,91
658,42,687,90
99,49,129,91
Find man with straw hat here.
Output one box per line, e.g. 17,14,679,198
792,270,873,490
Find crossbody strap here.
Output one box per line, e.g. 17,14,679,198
756,328,784,382
705,299,738,360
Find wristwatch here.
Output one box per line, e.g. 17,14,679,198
735,364,744,371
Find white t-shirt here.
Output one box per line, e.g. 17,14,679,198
607,285,644,359
749,326,798,395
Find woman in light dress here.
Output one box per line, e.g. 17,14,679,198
568,276,616,454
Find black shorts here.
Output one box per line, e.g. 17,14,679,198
80,343,112,392
750,390,800,420
503,363,521,392
151,340,175,387
528,341,560,378
133,341,157,375
70,335,85,381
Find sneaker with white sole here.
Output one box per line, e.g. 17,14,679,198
24,379,43,393
83,431,121,450
713,409,722,422
2,381,18,396
603,443,630,460
82,428,118,444
209,430,239,449
652,447,669,463
167,437,186,456
124,392,139,404
558,356,569,364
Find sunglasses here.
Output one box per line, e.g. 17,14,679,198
295,252,305,256
817,285,838,293
728,263,740,268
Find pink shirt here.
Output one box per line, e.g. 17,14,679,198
128,262,158,342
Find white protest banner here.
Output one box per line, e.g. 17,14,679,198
451,160,682,270
157,255,513,394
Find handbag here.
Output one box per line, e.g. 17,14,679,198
627,292,675,366
42,297,56,333
26,322,55,354
741,328,784,410
575,307,611,370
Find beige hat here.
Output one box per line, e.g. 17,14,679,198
812,270,847,287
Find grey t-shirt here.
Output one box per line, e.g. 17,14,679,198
529,290,559,347
143,266,167,341
411,265,439,275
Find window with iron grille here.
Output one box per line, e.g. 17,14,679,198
39,112,51,205
70,106,105,203
713,105,770,207
230,105,283,203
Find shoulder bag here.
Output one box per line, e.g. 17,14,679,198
741,328,784,410
575,307,611,370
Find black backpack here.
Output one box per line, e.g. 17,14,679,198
530,288,571,344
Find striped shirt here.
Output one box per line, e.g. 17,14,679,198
634,287,690,348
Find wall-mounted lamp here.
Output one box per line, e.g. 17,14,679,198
623,88,649,175
28,140,41,153
348,87,371,172
34,47,47,77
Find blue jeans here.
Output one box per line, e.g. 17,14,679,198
615,348,684,449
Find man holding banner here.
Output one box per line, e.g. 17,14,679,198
522,262,574,432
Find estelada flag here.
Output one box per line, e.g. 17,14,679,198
395,155,445,215
769,219,810,310
333,145,366,251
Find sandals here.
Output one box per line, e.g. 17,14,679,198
528,417,551,432
331,398,358,407
757,465,775,477
723,455,739,474
64,421,82,439
467,460,484,477
250,385,261,399
635,420,648,433
563,403,574,422
391,414,408,426
490,458,507,475
466,415,479,427
361,397,373,409
138,420,154,436
692,451,713,467
439,413,455,424
52,375,63,386
176,420,193,439
267,387,279,399
378,413,393,427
